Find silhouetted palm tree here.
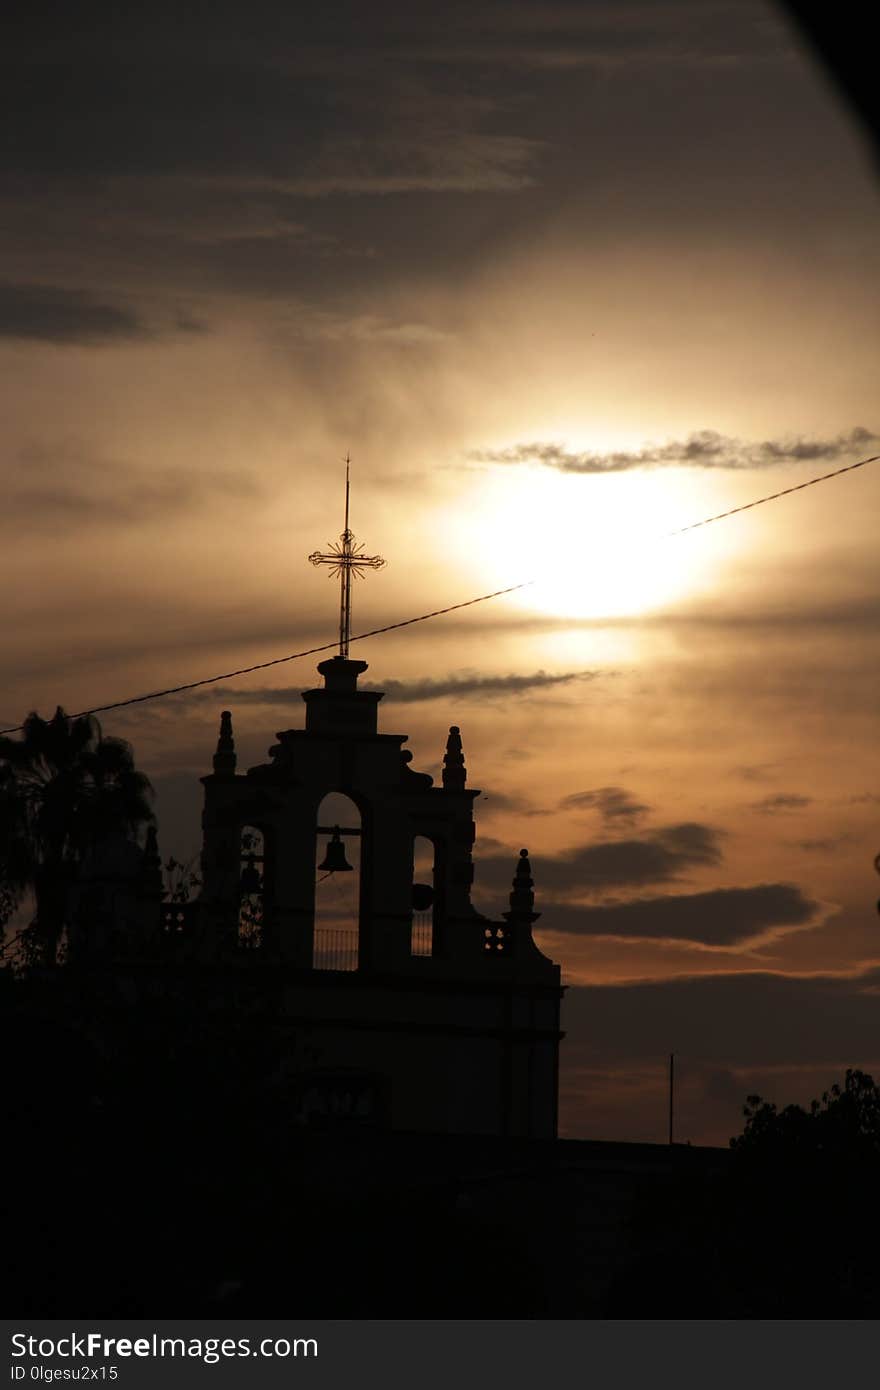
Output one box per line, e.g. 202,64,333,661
0,707,154,965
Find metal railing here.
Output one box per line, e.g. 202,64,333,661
313,926,359,972
411,912,433,957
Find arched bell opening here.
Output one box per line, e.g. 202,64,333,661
238,825,265,949
411,834,436,957
313,793,361,971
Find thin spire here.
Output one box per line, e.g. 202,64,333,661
309,456,385,658
212,709,236,775
499,847,541,952
442,725,466,790
508,848,536,916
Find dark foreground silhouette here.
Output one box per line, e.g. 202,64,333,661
3,968,878,1317
3,706,878,1315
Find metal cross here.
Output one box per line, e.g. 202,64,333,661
309,456,385,657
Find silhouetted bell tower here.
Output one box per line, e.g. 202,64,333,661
195,471,563,1136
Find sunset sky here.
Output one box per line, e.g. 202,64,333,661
3,1,879,1144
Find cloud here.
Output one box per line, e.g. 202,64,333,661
793,836,850,853
3,55,540,195
5,476,255,527
559,964,880,1144
476,822,722,897
409,3,793,71
733,762,782,782
185,669,601,707
750,793,812,813
0,282,149,344
240,134,540,197
452,593,880,641
283,311,451,346
473,790,542,815
468,427,877,474
2,443,259,529
562,965,880,1069
543,883,819,947
549,823,722,890
375,670,600,703
561,785,651,827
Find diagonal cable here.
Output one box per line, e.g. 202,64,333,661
1,451,876,735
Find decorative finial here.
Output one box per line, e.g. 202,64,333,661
308,457,386,658
509,848,535,915
212,709,236,775
442,725,466,790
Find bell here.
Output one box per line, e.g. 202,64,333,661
412,882,434,912
239,853,262,895
319,827,353,874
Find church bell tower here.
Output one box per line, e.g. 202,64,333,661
196,467,563,1137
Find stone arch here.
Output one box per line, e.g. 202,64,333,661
313,792,361,971
411,834,436,957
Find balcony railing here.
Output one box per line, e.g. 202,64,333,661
410,912,433,957
313,926,359,972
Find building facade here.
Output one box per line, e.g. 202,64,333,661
196,653,564,1137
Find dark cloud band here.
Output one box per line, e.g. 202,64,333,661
561,785,651,827
750,793,812,814
469,427,877,473
0,282,148,344
563,965,880,1069
176,669,601,706
545,883,818,947
476,822,722,895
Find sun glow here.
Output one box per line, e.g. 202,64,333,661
453,463,743,621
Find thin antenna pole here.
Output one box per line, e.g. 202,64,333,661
341,454,351,655
668,1051,675,1146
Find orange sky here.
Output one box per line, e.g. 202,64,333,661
2,0,878,1143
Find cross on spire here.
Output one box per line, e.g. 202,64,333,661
308,455,385,657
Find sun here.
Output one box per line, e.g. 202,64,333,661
450,462,741,621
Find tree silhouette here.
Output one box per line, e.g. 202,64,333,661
721,1070,880,1313
0,707,154,966
605,1070,880,1316
731,1068,880,1161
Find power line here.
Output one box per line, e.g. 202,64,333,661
0,582,533,732
1,450,876,736
662,452,878,536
